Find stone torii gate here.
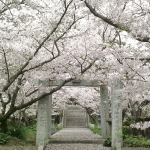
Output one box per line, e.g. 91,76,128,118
35,79,123,150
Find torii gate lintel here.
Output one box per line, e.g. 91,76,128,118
38,79,102,87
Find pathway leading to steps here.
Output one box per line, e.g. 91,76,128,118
45,128,111,150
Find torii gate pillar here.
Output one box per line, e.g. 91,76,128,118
36,94,52,146
100,85,111,139
111,80,123,149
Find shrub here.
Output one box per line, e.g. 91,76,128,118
7,126,26,140
0,133,9,145
27,125,36,133
122,126,130,140
123,135,150,147
103,136,111,147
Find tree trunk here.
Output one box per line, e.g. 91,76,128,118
0,120,8,133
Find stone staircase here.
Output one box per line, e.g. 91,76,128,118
44,105,109,150
44,128,108,150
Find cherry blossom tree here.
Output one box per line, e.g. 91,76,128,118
83,0,150,124
0,0,99,132
0,0,150,133
53,87,100,122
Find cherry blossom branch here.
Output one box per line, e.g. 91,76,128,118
3,56,97,119
16,58,97,110
15,78,75,111
81,59,97,74
0,0,13,16
2,0,73,92
0,0,26,15
25,89,38,97
83,0,150,43
0,92,11,115
0,93,5,114
22,13,81,73
10,74,23,109
83,0,130,32
2,47,10,82
126,63,146,81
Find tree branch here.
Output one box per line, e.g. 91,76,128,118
10,75,23,109
0,0,25,15
15,78,75,110
2,0,73,92
84,0,150,43
84,0,131,32
126,63,146,81
2,47,10,82
25,89,39,97
81,59,97,74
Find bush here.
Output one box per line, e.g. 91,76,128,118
123,126,130,139
123,135,150,147
103,136,111,147
27,125,36,133
7,126,26,140
0,133,9,145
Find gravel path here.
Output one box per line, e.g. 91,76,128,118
45,128,150,150
45,128,110,150
45,143,110,150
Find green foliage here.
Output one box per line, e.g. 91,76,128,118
123,125,150,147
55,124,61,132
123,115,134,126
27,125,36,133
123,135,150,147
103,136,111,147
0,133,9,145
90,124,101,135
7,126,26,140
24,125,36,145
122,126,130,139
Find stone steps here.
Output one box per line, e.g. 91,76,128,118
44,128,107,150
45,128,104,148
